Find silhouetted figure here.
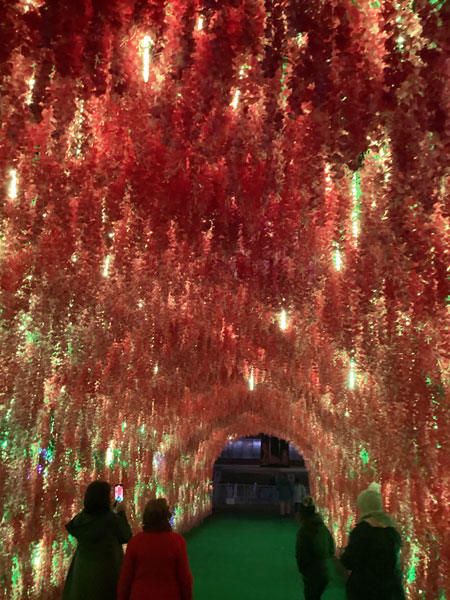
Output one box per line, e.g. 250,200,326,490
62,481,132,600
295,497,337,600
293,478,306,514
340,482,406,600
276,474,293,515
118,498,193,600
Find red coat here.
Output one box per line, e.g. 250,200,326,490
117,531,193,600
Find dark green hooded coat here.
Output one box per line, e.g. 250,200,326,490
62,510,132,600
296,514,340,600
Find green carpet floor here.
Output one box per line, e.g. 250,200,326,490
185,512,304,600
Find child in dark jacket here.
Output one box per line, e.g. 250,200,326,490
295,497,338,600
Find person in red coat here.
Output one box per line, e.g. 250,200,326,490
117,498,193,600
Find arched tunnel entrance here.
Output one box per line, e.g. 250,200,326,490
212,434,310,514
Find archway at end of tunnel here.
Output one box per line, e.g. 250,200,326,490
186,432,314,600
212,434,310,516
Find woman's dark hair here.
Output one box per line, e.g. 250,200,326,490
84,481,111,514
298,496,317,522
143,498,172,532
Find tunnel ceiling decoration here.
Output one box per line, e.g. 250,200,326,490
0,0,449,598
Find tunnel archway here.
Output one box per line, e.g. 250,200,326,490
212,433,310,513
0,1,449,599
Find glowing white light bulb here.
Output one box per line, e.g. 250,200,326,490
248,369,255,391
154,364,159,375
334,247,342,271
25,76,35,105
197,16,204,31
103,255,111,277
348,359,355,390
141,35,153,83
279,309,288,331
231,89,241,109
8,169,17,200
106,444,114,466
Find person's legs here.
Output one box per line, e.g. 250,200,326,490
303,578,325,600
280,500,286,515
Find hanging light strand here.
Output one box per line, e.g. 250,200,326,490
141,36,153,83
8,169,18,200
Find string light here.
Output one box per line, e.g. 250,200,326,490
73,99,85,158
248,368,255,391
103,255,112,278
231,89,241,110
278,309,288,331
334,246,342,271
197,17,204,31
351,172,361,240
141,35,153,83
106,444,114,467
231,66,248,109
25,76,35,105
348,359,355,390
8,169,18,200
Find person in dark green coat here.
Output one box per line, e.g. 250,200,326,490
62,481,133,600
340,482,406,600
295,497,339,600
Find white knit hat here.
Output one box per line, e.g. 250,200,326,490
356,482,383,515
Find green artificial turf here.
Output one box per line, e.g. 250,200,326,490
185,512,304,600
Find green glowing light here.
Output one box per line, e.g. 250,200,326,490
407,545,420,584
11,555,22,591
429,0,446,9
360,448,369,464
346,515,354,533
